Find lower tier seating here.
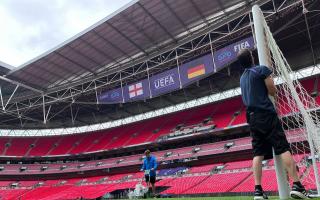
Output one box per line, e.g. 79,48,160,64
0,159,318,199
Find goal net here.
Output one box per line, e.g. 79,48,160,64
252,5,320,193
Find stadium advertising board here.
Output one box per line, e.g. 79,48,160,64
149,68,180,97
123,79,150,102
99,37,254,103
214,37,255,71
179,54,214,86
98,87,123,103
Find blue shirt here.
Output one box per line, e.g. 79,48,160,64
141,155,157,177
240,65,275,113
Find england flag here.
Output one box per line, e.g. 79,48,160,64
129,82,143,98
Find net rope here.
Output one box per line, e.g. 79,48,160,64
258,8,320,190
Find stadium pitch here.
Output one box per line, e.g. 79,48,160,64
145,197,320,200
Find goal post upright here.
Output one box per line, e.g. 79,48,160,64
252,5,290,199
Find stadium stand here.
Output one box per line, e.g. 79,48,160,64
0,74,317,161
0,97,243,157
0,159,318,199
0,131,310,176
188,163,220,173
186,172,252,194
0,75,316,159
0,0,319,199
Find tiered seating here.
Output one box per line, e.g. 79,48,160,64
188,164,219,173
0,135,311,176
186,172,252,194
49,134,83,155
124,121,159,146
224,160,252,170
47,184,116,200
162,176,209,194
106,126,139,149
77,184,115,199
64,178,85,185
85,176,108,183
156,177,176,187
183,103,216,126
43,179,61,186
227,137,252,152
0,78,317,199
135,172,146,179
153,110,194,141
107,173,128,181
86,129,121,152
0,77,318,158
19,180,40,187
158,167,187,176
231,108,247,126
0,181,14,187
210,98,243,128
0,160,317,198
19,185,73,200
232,169,277,192
68,133,99,154
28,137,59,156
5,137,35,156
0,138,10,155
0,188,30,200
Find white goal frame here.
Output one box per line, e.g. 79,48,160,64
252,4,320,199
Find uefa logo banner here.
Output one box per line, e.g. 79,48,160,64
150,68,180,97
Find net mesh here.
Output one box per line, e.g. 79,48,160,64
257,8,320,191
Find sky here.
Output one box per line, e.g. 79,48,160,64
0,0,132,67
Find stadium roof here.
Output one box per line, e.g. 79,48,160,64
0,0,319,132
6,0,250,90
0,61,14,76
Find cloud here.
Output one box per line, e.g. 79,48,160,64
0,0,131,67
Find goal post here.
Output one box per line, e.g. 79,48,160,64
252,5,290,199
252,4,320,199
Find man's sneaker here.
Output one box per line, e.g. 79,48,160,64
290,184,311,199
254,189,269,200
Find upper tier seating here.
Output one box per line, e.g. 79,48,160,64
0,97,243,157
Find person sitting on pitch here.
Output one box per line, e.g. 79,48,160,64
140,149,157,197
238,49,312,200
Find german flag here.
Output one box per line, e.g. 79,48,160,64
187,64,205,79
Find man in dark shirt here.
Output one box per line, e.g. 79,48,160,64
238,49,311,200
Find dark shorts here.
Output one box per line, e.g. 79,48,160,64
145,175,156,184
247,111,291,159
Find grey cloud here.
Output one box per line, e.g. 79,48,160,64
0,0,131,66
